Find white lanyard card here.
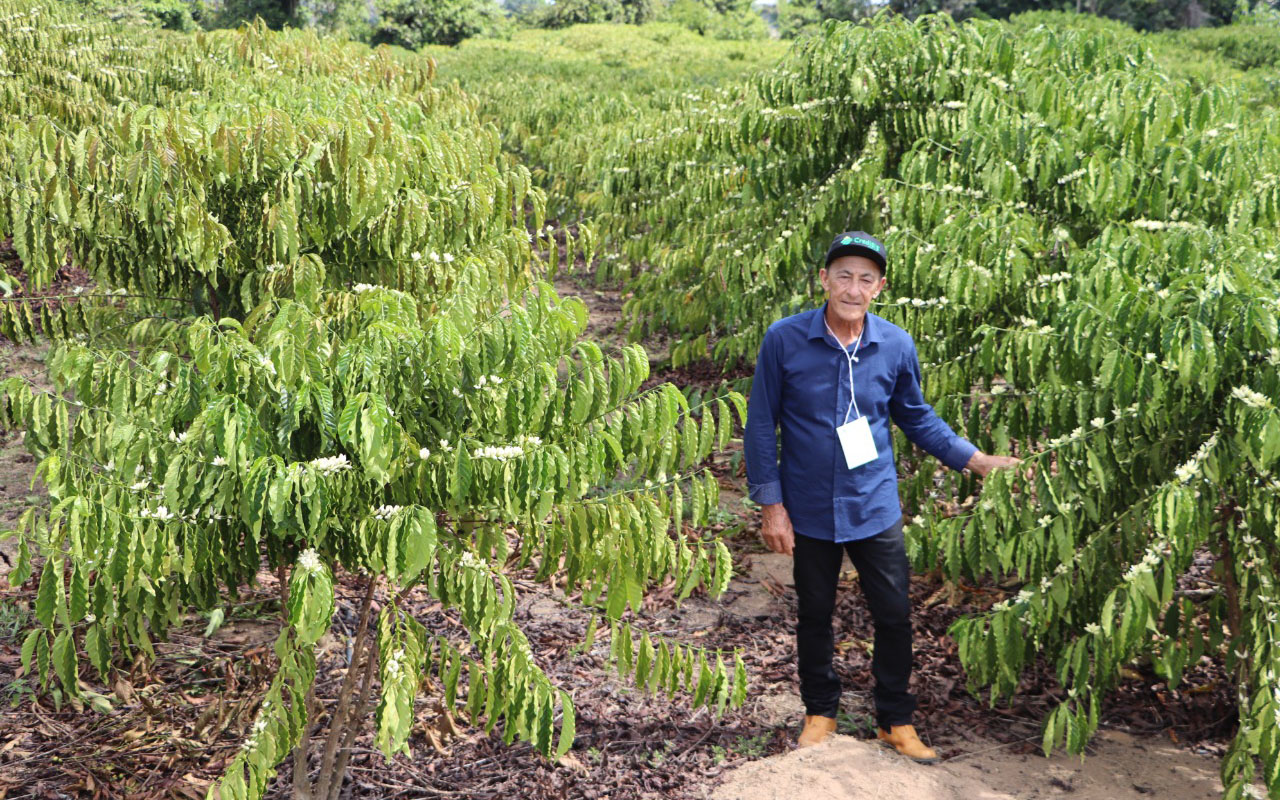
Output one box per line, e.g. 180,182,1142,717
824,315,877,469
836,416,878,469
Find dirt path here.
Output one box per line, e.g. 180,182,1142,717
707,730,1230,800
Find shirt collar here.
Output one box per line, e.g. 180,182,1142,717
808,302,884,346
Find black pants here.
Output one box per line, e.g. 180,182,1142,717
793,516,916,730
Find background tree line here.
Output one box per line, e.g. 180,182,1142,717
85,0,1280,65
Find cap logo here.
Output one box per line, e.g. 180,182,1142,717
840,236,853,244
852,236,882,253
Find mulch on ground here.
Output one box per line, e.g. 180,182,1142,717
0,237,93,321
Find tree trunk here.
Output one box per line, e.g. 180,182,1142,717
311,576,380,800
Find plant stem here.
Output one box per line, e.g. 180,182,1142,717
278,562,290,622
326,632,380,800
278,562,313,800
205,274,222,319
313,575,379,799
290,680,317,800
1220,506,1244,681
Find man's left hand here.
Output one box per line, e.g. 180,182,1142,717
966,451,1023,478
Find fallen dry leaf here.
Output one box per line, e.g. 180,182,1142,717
557,753,589,774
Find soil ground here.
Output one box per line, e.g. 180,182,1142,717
0,243,1255,799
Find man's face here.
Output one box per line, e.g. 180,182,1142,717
819,255,886,328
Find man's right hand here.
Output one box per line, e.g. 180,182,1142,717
760,503,795,556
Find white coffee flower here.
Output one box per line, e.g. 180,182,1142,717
297,548,322,573
473,444,525,461
385,647,406,678
212,456,228,466
419,447,431,459
411,251,421,261
1232,385,1272,409
309,454,352,475
1174,460,1196,483
373,504,402,520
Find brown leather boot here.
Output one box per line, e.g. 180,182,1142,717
797,714,837,747
877,724,939,764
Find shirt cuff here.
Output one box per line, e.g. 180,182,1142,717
748,480,783,505
943,439,979,472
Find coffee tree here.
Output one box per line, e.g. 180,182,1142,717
0,4,748,798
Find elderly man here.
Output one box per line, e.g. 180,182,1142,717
743,230,1019,762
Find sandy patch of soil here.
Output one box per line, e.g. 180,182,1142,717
708,729,1232,800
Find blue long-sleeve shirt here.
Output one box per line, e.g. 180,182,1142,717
744,304,977,542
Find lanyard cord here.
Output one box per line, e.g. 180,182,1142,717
824,317,864,425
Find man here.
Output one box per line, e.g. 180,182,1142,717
743,230,1020,762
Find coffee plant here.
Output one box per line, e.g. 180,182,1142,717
0,3,748,798
426,23,786,225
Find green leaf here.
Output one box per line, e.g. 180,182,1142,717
337,393,404,484
85,623,111,680
555,690,576,759
51,629,78,695
35,557,60,630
